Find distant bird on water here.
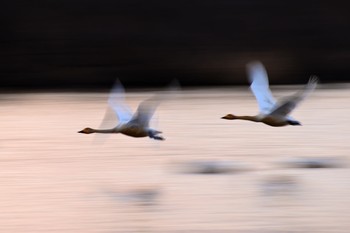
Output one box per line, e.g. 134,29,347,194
78,79,178,140
222,61,318,127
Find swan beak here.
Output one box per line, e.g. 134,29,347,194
78,130,84,133
221,115,234,120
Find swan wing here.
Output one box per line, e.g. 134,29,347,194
107,79,133,123
247,61,277,114
269,76,318,117
129,96,160,127
130,79,180,127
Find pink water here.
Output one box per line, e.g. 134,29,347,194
0,86,349,233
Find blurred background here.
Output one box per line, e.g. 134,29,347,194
1,0,350,89
1,1,350,233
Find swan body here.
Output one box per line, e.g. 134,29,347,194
222,61,318,127
78,80,167,140
78,125,161,138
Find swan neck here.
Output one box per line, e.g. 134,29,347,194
235,115,260,122
93,128,117,133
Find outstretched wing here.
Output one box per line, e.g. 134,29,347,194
129,96,161,127
107,79,133,124
129,79,180,127
269,76,318,117
95,79,133,143
247,61,277,114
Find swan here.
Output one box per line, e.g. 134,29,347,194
222,61,318,127
78,80,176,140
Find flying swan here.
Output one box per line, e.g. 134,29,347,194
222,61,318,127
78,80,177,140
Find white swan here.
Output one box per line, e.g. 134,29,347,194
222,61,318,127
78,80,176,140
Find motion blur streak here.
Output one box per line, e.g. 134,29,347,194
0,86,349,232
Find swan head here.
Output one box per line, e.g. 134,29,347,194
221,114,237,120
78,127,95,134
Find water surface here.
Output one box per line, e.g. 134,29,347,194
0,87,349,233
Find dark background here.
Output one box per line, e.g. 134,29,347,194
1,0,349,89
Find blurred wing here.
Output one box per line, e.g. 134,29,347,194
130,79,180,127
107,79,133,123
247,61,277,114
296,75,319,101
165,79,181,94
269,76,318,117
94,107,117,143
130,95,161,127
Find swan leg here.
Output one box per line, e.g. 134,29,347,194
150,135,165,140
287,120,302,126
148,130,165,141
